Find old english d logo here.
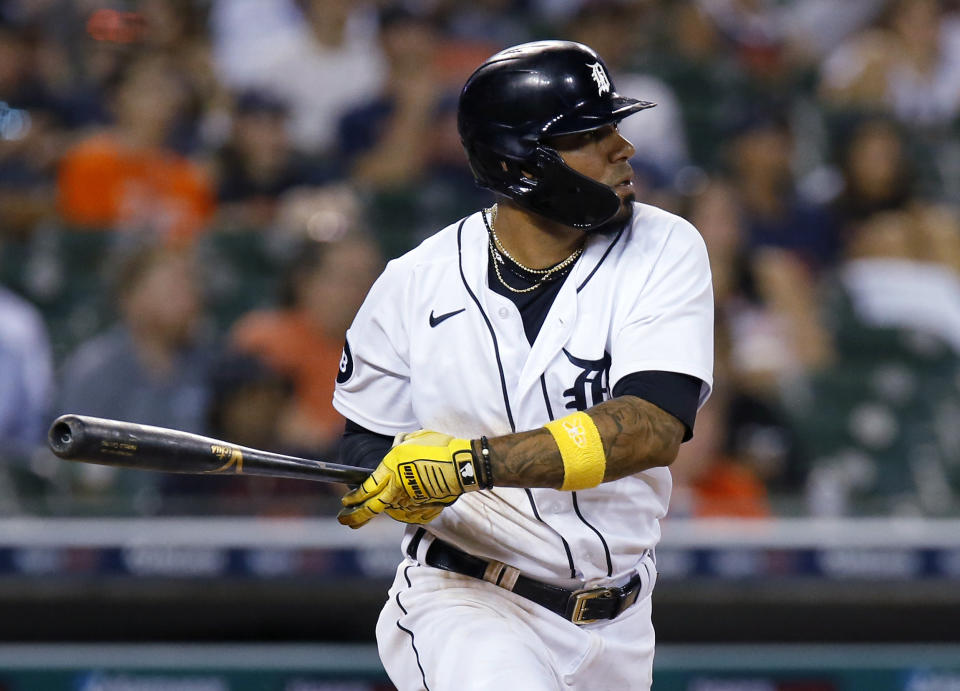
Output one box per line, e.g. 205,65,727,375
562,349,611,411
587,62,610,95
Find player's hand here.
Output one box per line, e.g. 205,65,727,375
384,504,446,525
337,430,488,529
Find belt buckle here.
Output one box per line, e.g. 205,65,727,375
568,586,614,625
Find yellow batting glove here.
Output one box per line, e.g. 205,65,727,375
385,504,445,525
337,430,490,529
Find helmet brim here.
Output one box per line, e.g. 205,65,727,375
543,95,656,137
611,96,657,119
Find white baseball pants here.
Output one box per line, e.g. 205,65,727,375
376,557,657,691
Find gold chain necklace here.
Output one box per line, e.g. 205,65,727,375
489,243,541,293
483,206,581,294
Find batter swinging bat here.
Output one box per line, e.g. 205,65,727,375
48,414,370,485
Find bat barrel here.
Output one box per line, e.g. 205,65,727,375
49,414,164,466
47,414,371,485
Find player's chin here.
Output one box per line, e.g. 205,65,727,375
590,191,634,234
612,186,636,221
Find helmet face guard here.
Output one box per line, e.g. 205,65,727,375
458,41,655,230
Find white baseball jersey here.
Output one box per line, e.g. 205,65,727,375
334,201,713,585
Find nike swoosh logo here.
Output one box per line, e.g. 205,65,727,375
429,308,466,328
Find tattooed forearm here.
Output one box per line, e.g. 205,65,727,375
482,395,684,489
484,428,565,488
590,396,684,482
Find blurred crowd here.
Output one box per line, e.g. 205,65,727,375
1,0,959,518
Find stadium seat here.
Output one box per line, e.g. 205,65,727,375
787,282,960,515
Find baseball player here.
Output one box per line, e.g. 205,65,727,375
333,41,713,690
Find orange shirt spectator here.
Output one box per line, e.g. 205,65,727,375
671,392,772,519
57,133,214,243
231,309,345,451
690,461,771,518
56,53,215,243
230,232,383,455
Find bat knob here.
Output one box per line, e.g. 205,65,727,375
48,416,83,457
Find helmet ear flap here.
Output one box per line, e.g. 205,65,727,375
463,140,537,197
463,140,620,230
519,147,621,229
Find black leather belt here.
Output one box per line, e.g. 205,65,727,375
407,529,646,625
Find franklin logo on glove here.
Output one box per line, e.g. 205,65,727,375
400,463,427,502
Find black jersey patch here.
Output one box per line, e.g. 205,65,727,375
336,338,354,384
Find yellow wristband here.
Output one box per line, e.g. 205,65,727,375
544,411,606,490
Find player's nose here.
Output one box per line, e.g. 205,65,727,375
607,128,635,162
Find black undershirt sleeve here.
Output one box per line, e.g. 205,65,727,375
338,418,394,471
611,371,703,442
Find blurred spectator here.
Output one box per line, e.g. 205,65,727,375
670,391,772,518
819,0,960,128
782,111,960,516
55,242,217,507
433,0,532,47
131,0,233,158
840,210,960,353
57,242,215,434
827,113,960,265
338,7,448,188
0,20,106,129
273,182,364,245
707,109,838,392
210,0,385,156
206,351,295,452
758,0,889,63
829,115,915,234
725,106,840,270
135,0,207,56
689,181,810,495
162,349,330,514
214,90,335,229
0,101,61,236
564,1,691,194
0,280,54,457
697,0,882,79
0,24,85,235
338,6,491,256
826,113,960,345
56,53,215,244
644,1,755,168
230,232,383,457
795,226,960,515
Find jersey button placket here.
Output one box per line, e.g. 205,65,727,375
497,306,510,319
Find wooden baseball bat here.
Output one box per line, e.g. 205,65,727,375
48,414,370,485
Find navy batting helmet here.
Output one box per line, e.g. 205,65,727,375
457,41,655,230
